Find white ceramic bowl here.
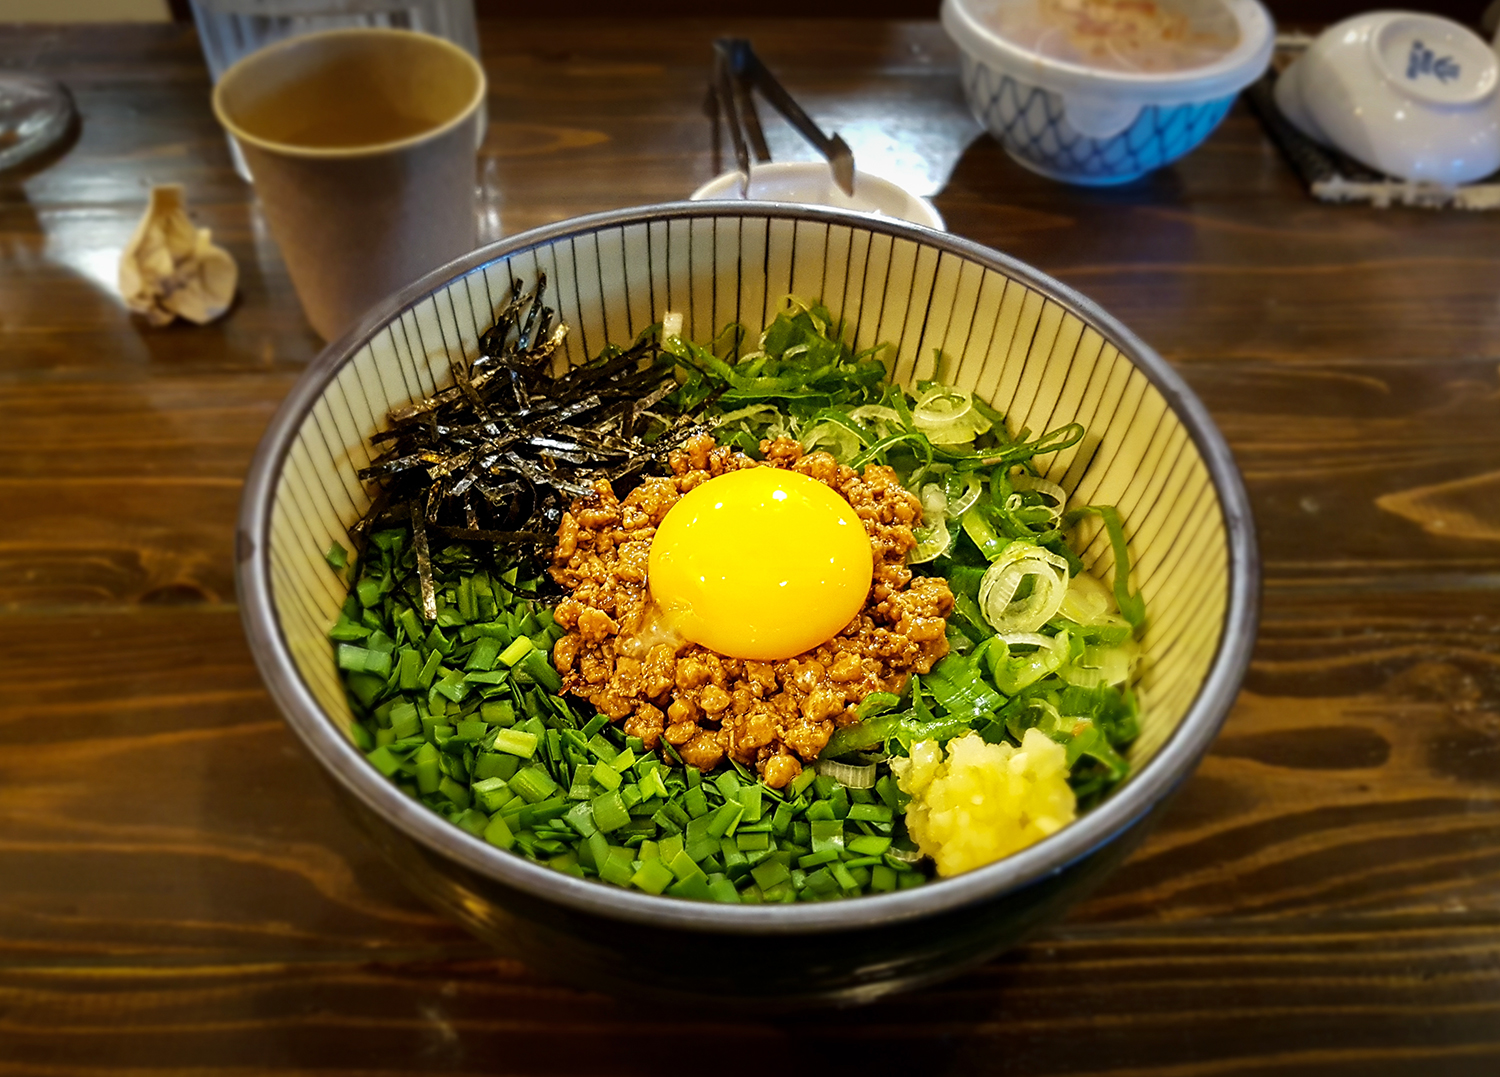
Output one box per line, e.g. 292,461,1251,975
942,0,1274,185
690,161,945,230
1275,11,1500,185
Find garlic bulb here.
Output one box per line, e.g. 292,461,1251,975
119,184,237,326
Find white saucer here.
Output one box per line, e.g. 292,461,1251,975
690,161,945,231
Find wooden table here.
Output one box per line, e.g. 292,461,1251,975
4,18,1500,1074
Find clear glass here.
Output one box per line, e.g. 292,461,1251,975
0,73,75,173
188,0,481,179
969,0,1240,74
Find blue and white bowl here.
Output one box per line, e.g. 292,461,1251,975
942,0,1274,186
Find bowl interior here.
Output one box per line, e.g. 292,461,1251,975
256,204,1241,903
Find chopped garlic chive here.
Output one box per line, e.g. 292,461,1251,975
498,636,533,667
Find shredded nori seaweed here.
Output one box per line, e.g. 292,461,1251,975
353,276,711,615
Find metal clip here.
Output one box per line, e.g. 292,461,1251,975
706,38,856,198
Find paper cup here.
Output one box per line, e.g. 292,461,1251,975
213,28,485,341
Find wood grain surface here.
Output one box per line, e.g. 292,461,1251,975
2,18,1499,1075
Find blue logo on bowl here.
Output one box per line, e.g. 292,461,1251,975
1406,40,1460,83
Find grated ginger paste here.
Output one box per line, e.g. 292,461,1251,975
893,729,1077,876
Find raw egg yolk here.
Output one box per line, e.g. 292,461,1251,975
647,467,874,661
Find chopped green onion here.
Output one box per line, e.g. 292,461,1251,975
631,857,676,895
666,871,713,901
847,803,893,824
480,699,515,725
610,746,638,772
751,860,791,891
815,758,875,788
473,777,515,813
498,637,534,667
591,790,631,833
599,846,636,887
492,729,538,758
413,743,441,794
474,753,520,782
810,819,845,854
707,873,742,903
591,761,623,791
365,745,401,777
847,834,892,856
483,813,515,850
564,801,597,838
509,766,559,804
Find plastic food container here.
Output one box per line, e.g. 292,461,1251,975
942,0,1274,185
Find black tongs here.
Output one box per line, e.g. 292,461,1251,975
707,38,855,198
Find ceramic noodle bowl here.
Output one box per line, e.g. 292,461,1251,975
237,204,1259,1004
942,0,1274,185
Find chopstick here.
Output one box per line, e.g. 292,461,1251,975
707,38,856,198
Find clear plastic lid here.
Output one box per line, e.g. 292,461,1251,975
970,0,1241,74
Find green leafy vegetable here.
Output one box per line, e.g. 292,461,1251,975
332,292,1147,901
332,515,929,902
667,301,1144,806
1063,505,1147,630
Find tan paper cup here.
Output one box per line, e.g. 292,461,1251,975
213,28,485,341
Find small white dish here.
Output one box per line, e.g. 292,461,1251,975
1276,11,1500,185
690,161,945,231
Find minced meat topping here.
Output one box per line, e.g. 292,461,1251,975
548,434,953,788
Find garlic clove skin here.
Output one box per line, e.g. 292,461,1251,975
119,183,238,327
